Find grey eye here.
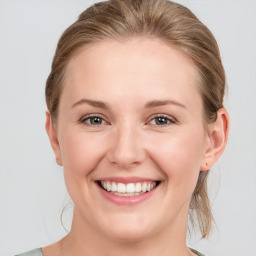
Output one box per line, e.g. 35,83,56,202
149,116,173,126
83,116,104,125
154,117,170,125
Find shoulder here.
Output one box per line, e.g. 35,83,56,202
15,248,43,256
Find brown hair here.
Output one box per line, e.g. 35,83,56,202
46,0,226,238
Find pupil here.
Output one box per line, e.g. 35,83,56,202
156,117,167,125
91,117,102,124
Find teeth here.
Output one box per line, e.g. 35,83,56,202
142,183,147,192
111,181,117,192
135,183,141,192
126,183,135,193
107,181,111,191
103,182,107,190
100,181,157,195
117,183,126,193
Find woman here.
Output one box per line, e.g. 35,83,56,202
16,0,229,255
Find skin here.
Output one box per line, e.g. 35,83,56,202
45,37,229,256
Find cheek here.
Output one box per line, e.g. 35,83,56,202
58,129,110,207
148,129,205,186
59,129,108,177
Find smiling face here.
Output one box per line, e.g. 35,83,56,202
48,37,212,242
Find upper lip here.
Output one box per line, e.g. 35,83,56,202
97,176,159,184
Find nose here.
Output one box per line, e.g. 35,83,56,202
106,123,146,169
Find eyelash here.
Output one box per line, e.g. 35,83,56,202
80,114,107,126
147,114,176,127
80,114,176,127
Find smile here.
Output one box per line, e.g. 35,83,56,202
99,181,159,196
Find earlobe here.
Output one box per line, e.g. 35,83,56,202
201,108,229,171
45,110,63,166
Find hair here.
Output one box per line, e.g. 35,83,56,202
46,0,226,238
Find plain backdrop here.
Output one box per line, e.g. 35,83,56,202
0,0,255,255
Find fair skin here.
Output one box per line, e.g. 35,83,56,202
45,38,229,256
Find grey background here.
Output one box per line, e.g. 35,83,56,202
0,0,255,255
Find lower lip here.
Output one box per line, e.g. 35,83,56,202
96,182,159,206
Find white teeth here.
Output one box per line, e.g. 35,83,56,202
114,192,142,196
111,181,117,192
117,183,126,193
107,181,111,191
142,183,147,192
135,183,141,192
100,181,157,195
126,183,135,193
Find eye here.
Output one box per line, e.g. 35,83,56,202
148,115,175,126
81,115,106,126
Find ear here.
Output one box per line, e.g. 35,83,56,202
201,108,229,171
45,110,63,166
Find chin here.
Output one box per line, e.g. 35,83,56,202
105,227,151,242
98,215,154,242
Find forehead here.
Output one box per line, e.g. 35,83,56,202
62,37,201,110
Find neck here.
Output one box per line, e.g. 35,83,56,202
56,206,194,256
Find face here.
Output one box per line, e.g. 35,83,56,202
51,38,212,241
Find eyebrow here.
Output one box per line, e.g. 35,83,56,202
145,99,187,109
71,98,109,109
71,98,187,110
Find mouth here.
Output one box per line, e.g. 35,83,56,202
97,180,161,197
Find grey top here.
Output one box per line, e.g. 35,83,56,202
15,247,205,256
191,248,206,256
15,248,43,256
